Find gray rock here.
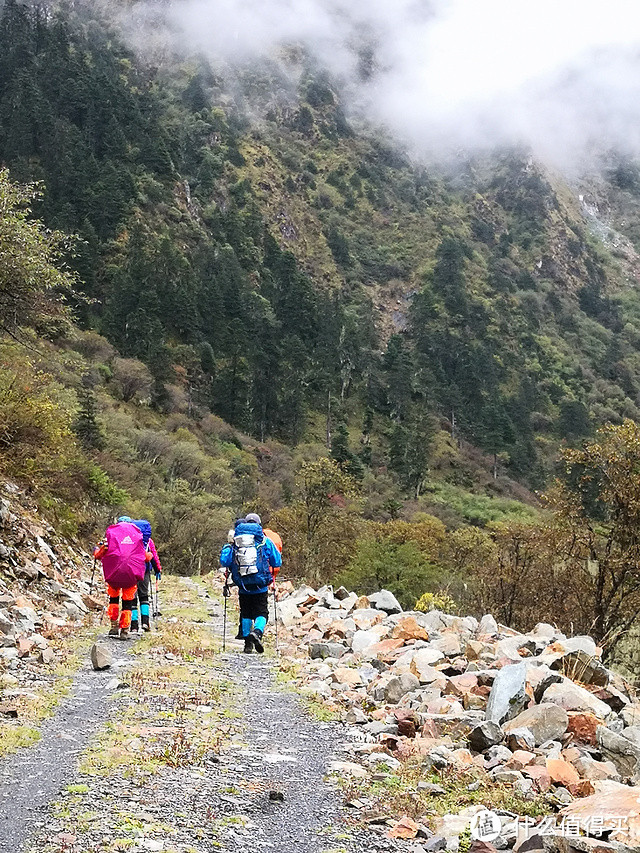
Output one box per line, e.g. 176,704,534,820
423,837,447,852
484,744,513,768
0,610,14,636
502,703,568,746
491,767,525,784
597,725,640,780
468,720,504,752
308,642,347,660
423,838,447,852
533,671,564,704
368,589,402,615
478,614,499,635
345,707,368,724
334,586,350,601
541,680,611,719
621,725,640,747
15,560,39,582
384,673,420,704
622,704,640,726
486,662,527,724
0,543,10,559
90,643,112,671
39,647,55,665
505,726,535,751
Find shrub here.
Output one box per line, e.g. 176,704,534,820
415,591,458,614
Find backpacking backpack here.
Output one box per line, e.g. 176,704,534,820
132,519,152,547
101,522,147,589
230,523,272,592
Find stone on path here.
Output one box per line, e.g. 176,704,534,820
90,643,112,671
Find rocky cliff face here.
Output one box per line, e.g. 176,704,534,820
0,480,100,704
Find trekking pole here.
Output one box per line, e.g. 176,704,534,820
153,576,161,618
222,570,230,652
273,584,279,655
89,557,97,595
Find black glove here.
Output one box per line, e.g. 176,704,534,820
223,584,231,598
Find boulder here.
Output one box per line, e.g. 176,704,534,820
546,758,580,787
468,720,504,752
345,707,368,724
384,673,420,704
90,643,112,671
392,616,429,642
409,648,446,681
596,726,640,780
560,780,640,846
622,704,640,727
485,662,527,725
432,634,462,657
332,667,363,688
541,680,612,719
39,647,55,665
368,590,402,615
351,628,384,654
503,703,568,746
309,642,347,660
505,727,535,751
566,712,600,746
0,611,14,637
15,560,39,582
478,614,499,636
550,648,609,687
505,749,536,771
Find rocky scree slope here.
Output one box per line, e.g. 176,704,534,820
0,479,100,729
270,580,640,851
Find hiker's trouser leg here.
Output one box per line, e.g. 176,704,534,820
138,571,151,625
119,585,137,630
239,592,269,636
107,584,121,623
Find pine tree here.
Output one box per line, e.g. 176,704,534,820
73,388,104,450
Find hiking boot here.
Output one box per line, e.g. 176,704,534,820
130,620,139,633
249,629,264,654
108,621,120,638
119,627,130,641
243,636,254,654
142,623,151,632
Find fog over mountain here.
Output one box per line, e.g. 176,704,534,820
126,0,640,168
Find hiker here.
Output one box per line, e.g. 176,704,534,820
130,520,163,633
93,516,147,639
220,512,281,654
234,521,282,639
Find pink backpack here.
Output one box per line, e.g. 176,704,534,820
101,522,147,588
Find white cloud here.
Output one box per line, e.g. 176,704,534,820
125,0,640,166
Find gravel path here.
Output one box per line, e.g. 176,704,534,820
204,649,376,852
0,637,130,853
1,580,415,853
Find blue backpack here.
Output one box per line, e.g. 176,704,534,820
132,519,152,548
230,522,272,592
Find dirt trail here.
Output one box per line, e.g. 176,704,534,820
0,578,406,853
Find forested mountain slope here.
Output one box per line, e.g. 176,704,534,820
3,0,640,499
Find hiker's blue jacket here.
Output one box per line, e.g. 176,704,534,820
220,522,281,594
